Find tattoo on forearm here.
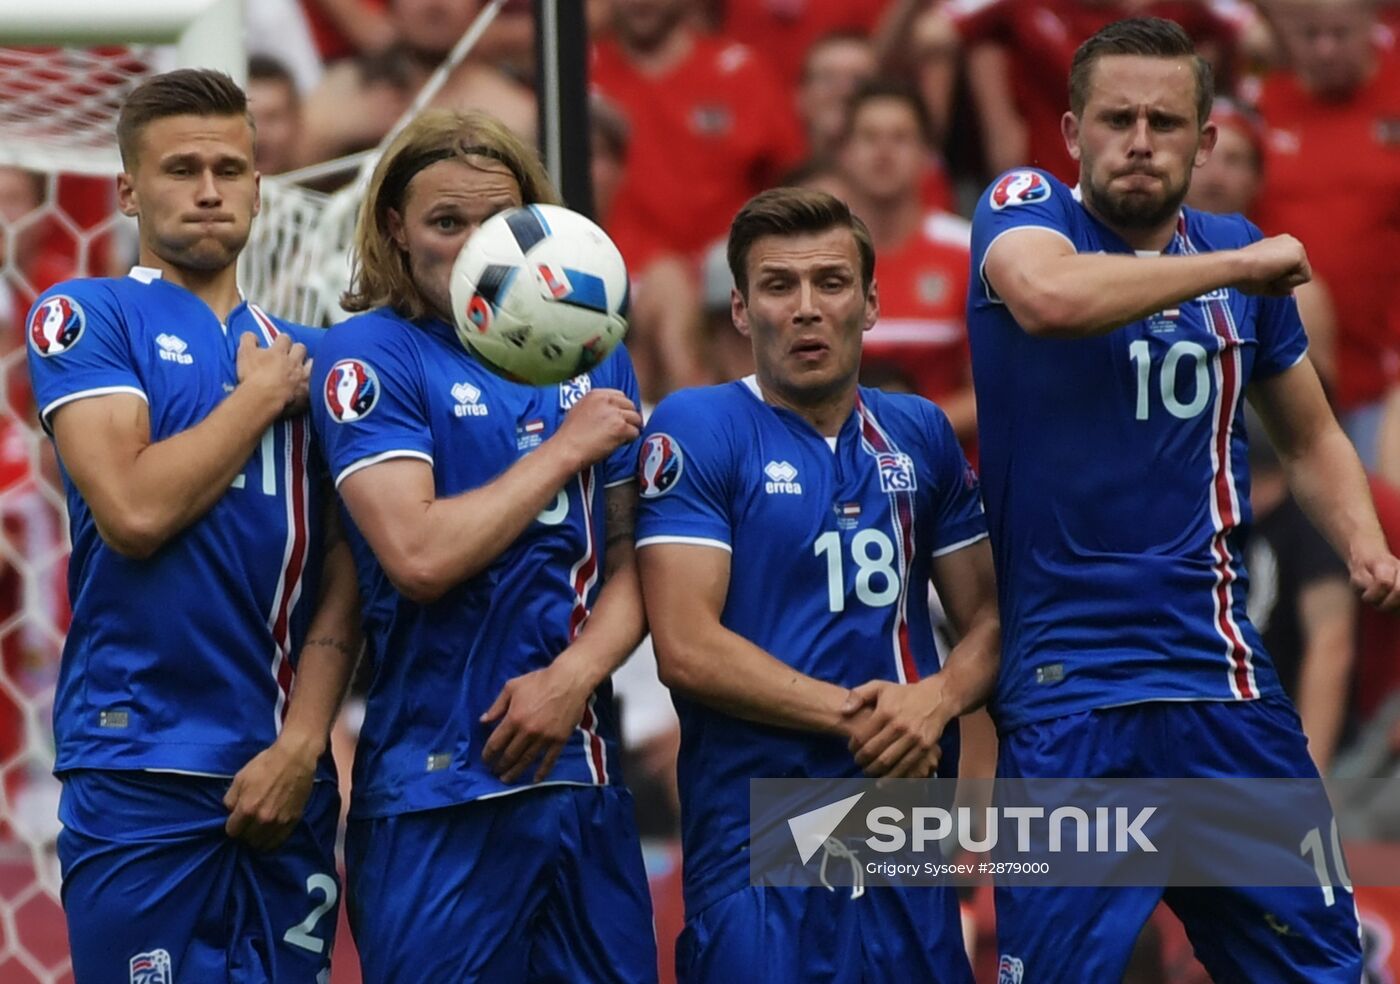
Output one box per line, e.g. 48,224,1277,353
604,483,637,550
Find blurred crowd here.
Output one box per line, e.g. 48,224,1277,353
1,0,1399,979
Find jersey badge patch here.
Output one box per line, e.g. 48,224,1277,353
451,381,488,417
129,948,173,984
560,373,592,410
877,452,918,493
997,955,1025,984
990,171,1050,211
324,358,380,423
638,433,683,498
763,460,802,495
155,333,194,365
28,294,85,356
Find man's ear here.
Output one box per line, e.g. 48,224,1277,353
864,279,879,332
731,286,751,338
1195,120,1219,169
1062,111,1082,163
386,208,407,252
116,171,138,218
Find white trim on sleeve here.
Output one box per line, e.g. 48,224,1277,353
334,449,434,487
41,385,148,428
635,534,732,553
930,531,989,557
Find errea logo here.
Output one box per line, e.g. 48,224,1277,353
155,333,193,365
764,460,802,495
451,381,488,417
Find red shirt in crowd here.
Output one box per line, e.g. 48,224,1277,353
591,34,805,269
863,211,973,406
1251,39,1400,411
719,0,886,93
948,0,1242,183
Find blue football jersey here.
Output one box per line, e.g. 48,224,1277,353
968,169,1309,732
26,267,330,778
309,310,640,819
634,378,987,914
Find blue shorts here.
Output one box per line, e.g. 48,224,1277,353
57,769,341,984
994,698,1362,983
345,784,656,984
676,883,972,984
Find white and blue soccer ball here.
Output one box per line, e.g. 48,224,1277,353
449,203,629,386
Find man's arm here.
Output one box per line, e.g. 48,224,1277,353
50,333,307,558
1294,577,1356,774
1249,359,1400,610
224,503,363,850
845,539,1001,778
336,388,640,604
480,481,648,783
639,542,856,734
983,228,1312,339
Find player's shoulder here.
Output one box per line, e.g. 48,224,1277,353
591,340,637,387
33,274,129,312
321,307,417,356
647,380,757,439
859,385,955,442
978,167,1072,216
1180,206,1259,250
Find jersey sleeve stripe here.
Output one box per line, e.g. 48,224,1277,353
930,531,989,557
40,385,148,429
334,449,434,487
635,534,732,552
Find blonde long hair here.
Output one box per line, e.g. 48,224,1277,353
342,110,559,319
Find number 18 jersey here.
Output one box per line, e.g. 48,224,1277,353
635,377,986,914
968,169,1309,732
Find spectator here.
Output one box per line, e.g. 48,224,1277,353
591,0,805,269
298,0,535,166
301,0,394,62
797,32,956,212
925,0,1245,183
247,55,303,176
1245,409,1358,773
1251,0,1400,468
710,0,887,92
1184,99,1340,389
837,80,976,443
797,31,879,161
247,0,324,94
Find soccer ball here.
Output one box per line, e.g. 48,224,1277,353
449,203,629,385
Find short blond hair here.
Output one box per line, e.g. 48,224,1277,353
342,110,559,319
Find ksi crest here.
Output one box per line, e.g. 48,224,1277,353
130,948,173,984
559,373,592,410
997,955,1025,984
876,452,917,493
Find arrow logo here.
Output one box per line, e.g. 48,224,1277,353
787,792,865,864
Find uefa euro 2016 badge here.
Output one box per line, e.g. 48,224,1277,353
324,358,380,423
129,948,173,984
28,294,85,356
989,170,1050,211
638,433,683,499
